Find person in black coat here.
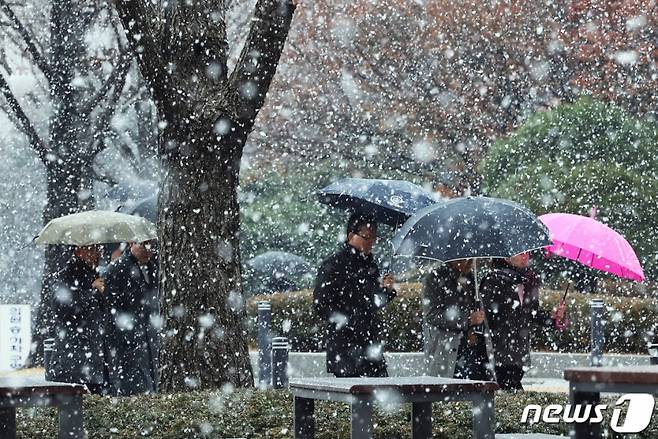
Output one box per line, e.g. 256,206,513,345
480,253,566,391
422,260,489,380
313,214,397,377
105,240,159,395
49,245,109,394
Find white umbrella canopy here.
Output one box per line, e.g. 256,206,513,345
34,210,157,246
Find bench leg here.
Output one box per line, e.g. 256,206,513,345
412,401,432,439
351,397,373,439
472,393,495,439
294,396,315,439
569,389,600,439
58,395,84,439
0,407,16,439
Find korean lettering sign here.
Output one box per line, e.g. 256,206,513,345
0,305,31,372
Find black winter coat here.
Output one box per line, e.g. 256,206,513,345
313,244,396,377
422,264,476,332
49,256,107,385
105,251,159,395
480,264,552,367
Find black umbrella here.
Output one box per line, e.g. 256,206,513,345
316,178,438,226
247,251,313,277
393,196,551,340
392,196,551,262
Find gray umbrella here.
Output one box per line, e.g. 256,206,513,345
247,251,312,277
126,195,157,223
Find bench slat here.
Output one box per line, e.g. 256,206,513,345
289,376,499,395
0,377,87,398
496,434,567,439
564,366,658,384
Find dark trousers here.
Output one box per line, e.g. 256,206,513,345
454,331,491,381
334,360,388,378
332,354,389,378
495,365,524,391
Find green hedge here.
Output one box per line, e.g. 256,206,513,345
247,283,658,354
480,98,658,279
18,389,658,438
18,389,639,438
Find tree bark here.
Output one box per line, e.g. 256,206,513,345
158,118,252,389
114,0,296,390
2,0,137,364
33,0,96,359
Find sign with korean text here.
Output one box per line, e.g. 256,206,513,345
0,304,31,372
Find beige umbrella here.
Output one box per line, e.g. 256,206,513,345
34,210,157,246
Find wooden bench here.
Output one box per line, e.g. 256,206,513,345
290,376,499,439
565,365,658,439
0,376,87,439
495,434,567,438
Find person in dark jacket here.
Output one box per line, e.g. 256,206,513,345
105,240,159,395
422,259,489,379
49,245,109,394
481,252,566,391
313,214,397,377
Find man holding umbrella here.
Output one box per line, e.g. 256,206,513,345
49,245,109,394
393,196,558,388
422,259,489,380
34,210,158,394
314,214,397,377
105,239,159,395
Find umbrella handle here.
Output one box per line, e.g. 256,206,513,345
19,239,36,251
385,253,394,276
561,282,570,302
384,221,401,276
554,286,569,331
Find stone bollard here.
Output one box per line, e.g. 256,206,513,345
590,299,605,367
649,343,658,365
257,301,272,388
271,337,290,389
43,338,55,380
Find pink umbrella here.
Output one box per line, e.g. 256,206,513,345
539,213,645,282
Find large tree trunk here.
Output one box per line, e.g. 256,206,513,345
3,0,130,366
114,0,296,390
158,120,252,389
32,0,95,362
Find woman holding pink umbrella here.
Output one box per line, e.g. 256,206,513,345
480,251,567,391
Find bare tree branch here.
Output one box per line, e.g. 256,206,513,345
0,0,53,83
113,0,169,109
81,51,133,116
0,70,48,161
115,137,140,170
87,60,131,159
227,0,297,128
81,1,101,31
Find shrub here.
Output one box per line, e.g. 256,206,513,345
19,388,658,438
12,390,569,438
247,283,658,354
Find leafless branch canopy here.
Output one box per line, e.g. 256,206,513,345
0,0,53,83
